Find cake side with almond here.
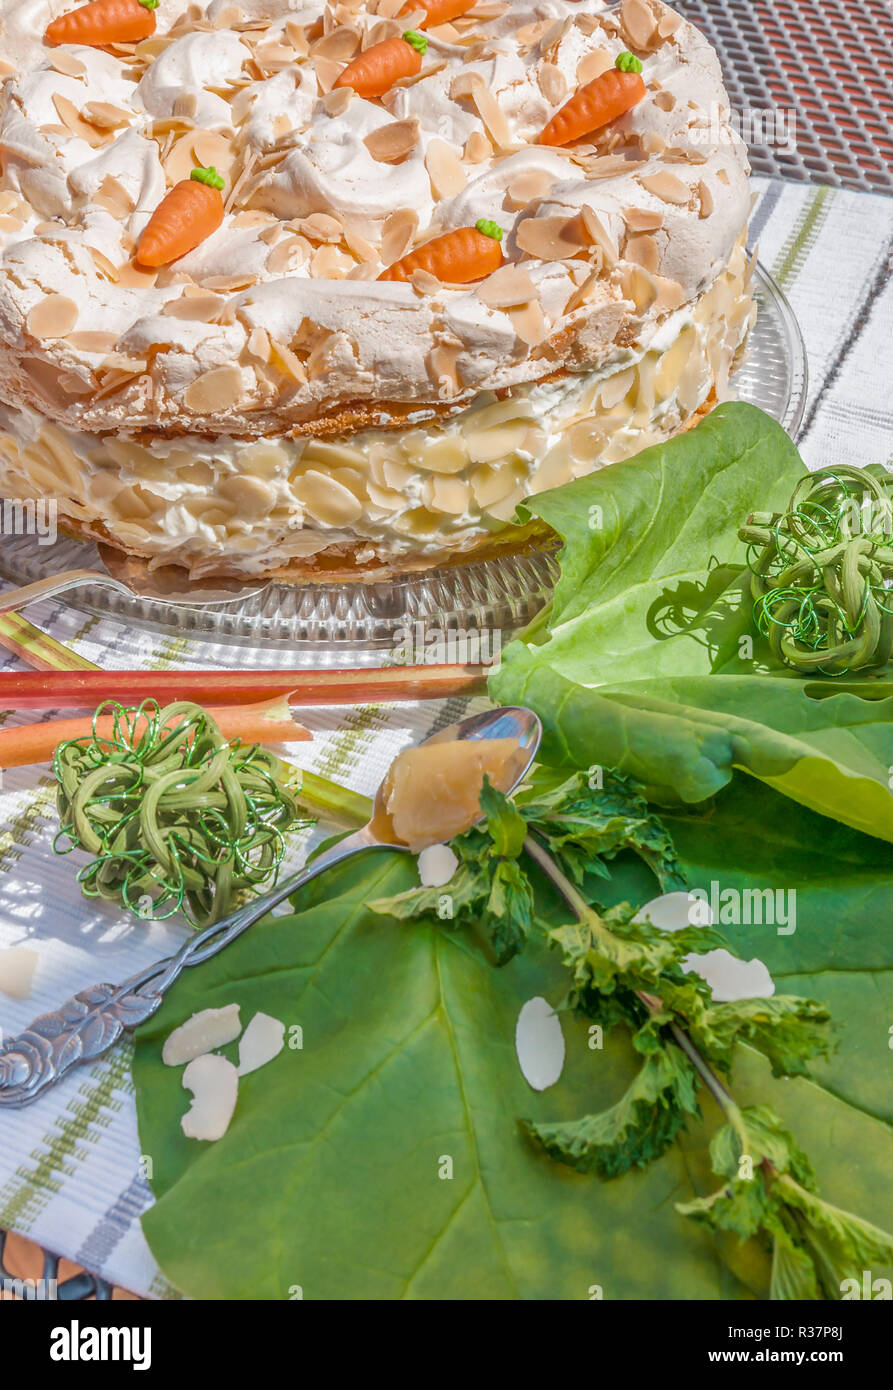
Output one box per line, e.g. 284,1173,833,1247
0,0,754,579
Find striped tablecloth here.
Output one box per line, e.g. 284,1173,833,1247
0,175,891,1299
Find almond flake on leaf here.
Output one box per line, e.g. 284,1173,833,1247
181,1054,239,1142
163,1004,242,1066
238,1012,286,1076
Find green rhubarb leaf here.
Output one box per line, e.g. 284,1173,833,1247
490,403,893,842
769,1224,822,1300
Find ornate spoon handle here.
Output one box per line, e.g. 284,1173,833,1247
0,829,382,1107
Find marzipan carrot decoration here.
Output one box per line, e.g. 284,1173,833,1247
398,0,477,25
45,0,159,47
136,166,225,268
539,50,646,147
334,29,427,99
379,217,503,283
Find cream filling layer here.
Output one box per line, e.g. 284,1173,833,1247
0,239,754,577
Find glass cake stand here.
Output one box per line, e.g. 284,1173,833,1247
0,262,807,653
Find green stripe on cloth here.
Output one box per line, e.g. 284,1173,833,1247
772,184,834,290
0,1045,133,1235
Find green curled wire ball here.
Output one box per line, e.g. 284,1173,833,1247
739,465,893,676
52,700,309,928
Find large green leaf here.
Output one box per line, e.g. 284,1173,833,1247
134,850,893,1300
135,854,727,1300
664,776,893,1130
491,403,893,840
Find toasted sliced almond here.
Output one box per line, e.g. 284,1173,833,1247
506,168,557,210
311,243,351,278
698,179,714,218
245,326,271,362
82,101,131,130
49,51,87,78
201,273,257,291
652,273,685,311
162,295,223,321
658,10,684,37
314,55,342,94
654,89,676,112
264,236,308,277
508,300,546,346
270,337,308,383
717,167,730,186
428,341,462,395
463,130,492,163
620,0,657,50
538,62,567,106
323,86,354,117
624,232,659,272
117,259,157,289
581,205,619,265
298,211,343,243
639,169,691,205
381,208,418,265
425,138,467,198
26,294,79,339
193,131,235,174
622,205,664,232
64,330,118,352
184,364,244,413
364,118,420,164
410,268,441,295
564,268,601,314
311,27,360,61
53,92,106,145
517,214,586,261
621,263,658,312
576,48,612,84
477,265,538,308
343,225,378,263
93,174,135,219
639,130,666,157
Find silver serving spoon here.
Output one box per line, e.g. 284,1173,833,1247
0,706,541,1106
0,543,269,612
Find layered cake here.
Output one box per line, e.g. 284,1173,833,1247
0,0,754,580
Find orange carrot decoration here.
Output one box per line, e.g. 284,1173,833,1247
334,30,427,99
45,0,159,47
379,218,503,283
136,166,225,269
539,51,646,147
398,0,477,25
